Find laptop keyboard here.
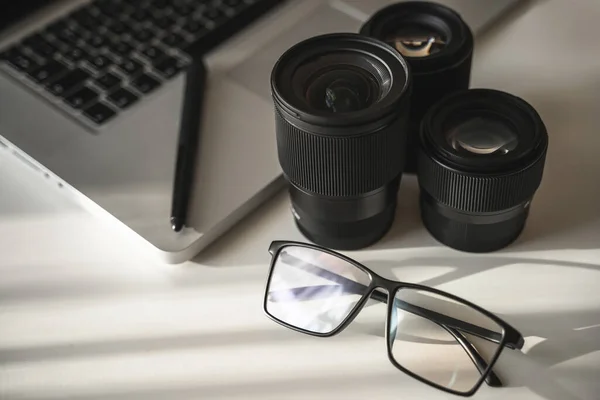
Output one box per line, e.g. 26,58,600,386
0,0,283,127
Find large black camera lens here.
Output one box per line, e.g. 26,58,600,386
271,33,411,250
360,1,474,173
418,89,549,252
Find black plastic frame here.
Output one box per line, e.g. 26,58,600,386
263,240,524,397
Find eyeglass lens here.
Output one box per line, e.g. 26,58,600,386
265,245,371,334
390,288,504,393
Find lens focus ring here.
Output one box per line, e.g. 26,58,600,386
418,139,547,213
276,109,407,197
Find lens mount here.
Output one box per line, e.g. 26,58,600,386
418,89,549,252
271,33,411,133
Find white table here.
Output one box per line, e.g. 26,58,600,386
1,1,600,399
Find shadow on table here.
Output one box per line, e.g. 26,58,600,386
2,254,598,400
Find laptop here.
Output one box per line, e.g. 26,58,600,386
0,0,523,263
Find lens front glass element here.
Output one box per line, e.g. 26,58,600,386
446,116,518,155
385,25,446,58
266,246,371,334
390,288,504,394
289,49,395,116
305,67,379,113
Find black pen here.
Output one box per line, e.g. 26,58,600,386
170,58,207,232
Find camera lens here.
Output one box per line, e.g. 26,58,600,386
360,1,473,173
418,89,549,253
271,33,411,250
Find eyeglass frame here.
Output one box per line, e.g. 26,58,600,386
263,240,525,397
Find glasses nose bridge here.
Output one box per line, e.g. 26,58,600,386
371,274,399,294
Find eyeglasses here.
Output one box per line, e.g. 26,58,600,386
263,241,525,397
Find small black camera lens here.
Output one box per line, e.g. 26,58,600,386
271,33,411,250
360,1,474,173
418,89,549,253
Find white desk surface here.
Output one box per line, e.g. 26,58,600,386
1,1,600,399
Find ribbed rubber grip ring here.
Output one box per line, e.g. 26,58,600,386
417,147,547,213
275,108,407,197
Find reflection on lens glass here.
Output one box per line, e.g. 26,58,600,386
446,117,518,155
266,246,371,334
385,26,446,58
390,288,503,394
325,80,361,113
305,68,377,113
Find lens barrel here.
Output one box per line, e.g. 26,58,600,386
418,89,548,252
360,1,474,173
271,33,411,250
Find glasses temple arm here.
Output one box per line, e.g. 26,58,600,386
370,290,504,345
387,295,503,388
444,325,502,387
387,295,502,387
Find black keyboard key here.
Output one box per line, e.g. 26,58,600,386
3,48,39,72
119,23,144,38
116,57,144,76
160,6,176,17
87,35,108,49
84,8,111,25
132,28,155,43
107,20,129,35
173,3,194,16
95,72,121,90
71,8,101,30
201,7,227,24
131,73,161,94
27,60,68,83
139,45,165,61
46,68,90,96
151,14,177,30
108,87,139,109
129,9,149,23
223,0,244,8
69,22,94,40
88,54,113,71
45,36,72,53
52,27,81,46
65,86,99,108
161,32,186,48
97,1,132,18
110,40,134,56
83,101,117,124
63,47,88,63
182,19,208,36
150,0,169,9
153,56,185,79
23,34,57,58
